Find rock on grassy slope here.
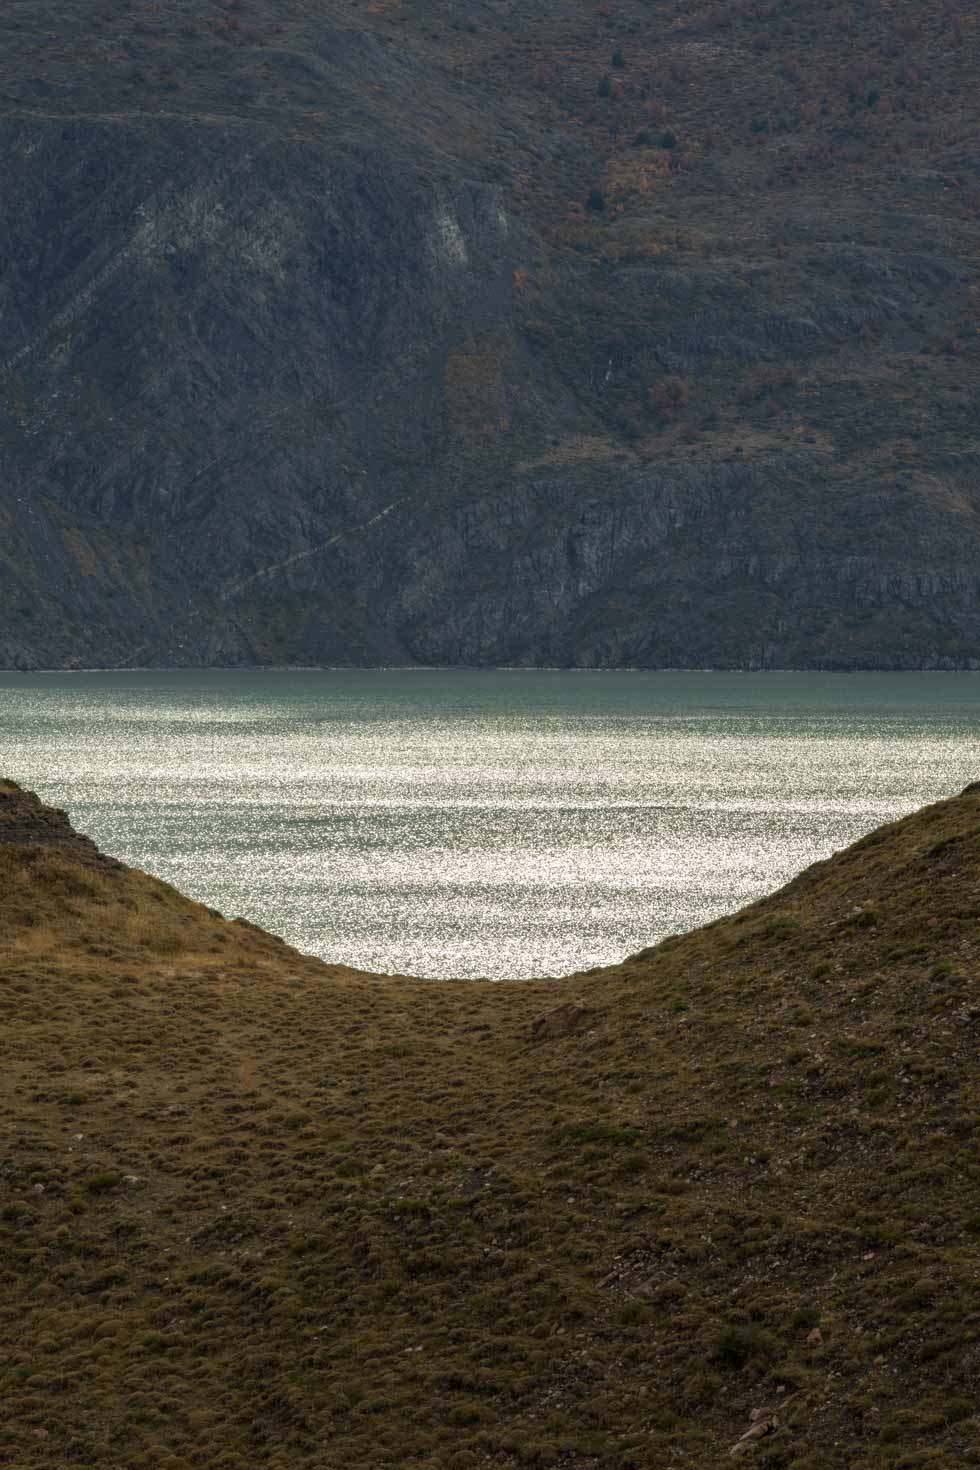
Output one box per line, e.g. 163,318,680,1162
1,0,980,669
1,778,979,1469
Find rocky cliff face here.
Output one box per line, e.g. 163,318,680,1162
1,0,979,668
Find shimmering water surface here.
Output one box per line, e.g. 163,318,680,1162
0,670,978,977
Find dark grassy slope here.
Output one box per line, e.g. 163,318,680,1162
1,0,980,669
2,777,980,1468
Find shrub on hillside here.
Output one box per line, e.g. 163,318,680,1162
648,375,690,421
736,363,799,404
712,1322,774,1369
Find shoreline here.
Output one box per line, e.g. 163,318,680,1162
4,664,980,676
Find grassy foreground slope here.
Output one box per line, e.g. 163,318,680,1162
1,778,979,1470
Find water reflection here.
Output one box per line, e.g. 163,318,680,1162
0,670,977,978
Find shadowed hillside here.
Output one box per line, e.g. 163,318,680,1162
1,0,979,669
1,778,979,1468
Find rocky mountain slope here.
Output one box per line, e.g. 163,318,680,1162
2,777,979,1467
0,0,979,668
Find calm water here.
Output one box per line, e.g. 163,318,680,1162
0,670,977,978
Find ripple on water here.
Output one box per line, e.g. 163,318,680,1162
1,669,978,978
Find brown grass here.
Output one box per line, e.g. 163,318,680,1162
1,787,980,1468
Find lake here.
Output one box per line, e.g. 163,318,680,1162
0,669,978,978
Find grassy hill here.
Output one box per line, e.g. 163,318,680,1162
1,775,979,1469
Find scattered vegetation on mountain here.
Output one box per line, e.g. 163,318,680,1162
1,779,979,1467
1,0,979,667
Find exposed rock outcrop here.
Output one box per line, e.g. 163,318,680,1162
531,999,592,1041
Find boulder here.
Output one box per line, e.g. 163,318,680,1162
730,1411,778,1457
531,1000,591,1041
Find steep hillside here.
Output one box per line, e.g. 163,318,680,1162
0,0,979,668
2,777,979,1468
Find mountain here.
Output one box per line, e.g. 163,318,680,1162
1,0,979,669
2,775,979,1467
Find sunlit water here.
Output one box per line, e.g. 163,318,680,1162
0,670,978,977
